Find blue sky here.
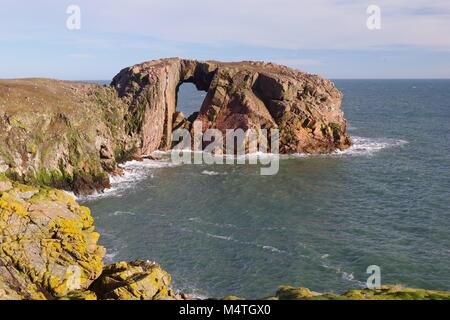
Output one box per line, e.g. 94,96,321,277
1,0,449,79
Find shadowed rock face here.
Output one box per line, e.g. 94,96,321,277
0,79,138,195
112,58,352,155
0,175,183,300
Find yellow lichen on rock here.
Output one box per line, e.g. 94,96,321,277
273,284,450,300
0,177,105,300
3,175,450,301
91,260,182,300
275,286,319,299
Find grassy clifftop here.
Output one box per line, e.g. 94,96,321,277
0,79,138,195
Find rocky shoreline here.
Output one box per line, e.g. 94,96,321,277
1,58,449,300
1,58,350,196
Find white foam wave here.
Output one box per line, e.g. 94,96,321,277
121,159,178,170
262,245,285,253
104,250,119,264
341,272,355,282
288,136,408,159
167,136,406,162
184,226,288,255
206,233,233,241
81,158,179,201
201,170,227,176
82,136,406,202
109,210,136,217
338,136,408,156
320,262,366,287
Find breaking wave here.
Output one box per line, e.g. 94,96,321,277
288,136,408,159
337,136,408,156
201,170,227,176
81,136,407,202
79,158,179,201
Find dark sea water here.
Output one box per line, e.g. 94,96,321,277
82,80,450,298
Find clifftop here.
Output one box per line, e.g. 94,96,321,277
0,79,137,195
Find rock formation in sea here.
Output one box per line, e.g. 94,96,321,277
0,58,351,195
112,58,351,155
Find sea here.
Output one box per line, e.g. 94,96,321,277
81,79,450,298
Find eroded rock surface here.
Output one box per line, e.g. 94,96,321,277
0,175,183,300
112,58,351,155
0,79,137,195
91,260,183,300
1,59,351,194
272,285,450,300
0,175,104,299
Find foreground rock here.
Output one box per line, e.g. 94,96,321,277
271,285,450,300
91,261,183,300
0,175,182,300
1,162,448,302
112,58,351,154
0,175,104,299
1,175,449,300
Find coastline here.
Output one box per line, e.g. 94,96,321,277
0,59,447,300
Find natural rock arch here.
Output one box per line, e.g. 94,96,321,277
111,58,351,155
0,58,351,195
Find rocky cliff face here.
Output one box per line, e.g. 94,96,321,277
112,58,351,155
0,174,182,300
0,79,138,195
0,59,351,195
0,174,104,299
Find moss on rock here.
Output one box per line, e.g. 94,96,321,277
0,79,139,195
272,284,450,300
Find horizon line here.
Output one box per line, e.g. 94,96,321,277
2,77,450,82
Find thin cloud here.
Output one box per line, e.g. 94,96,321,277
2,0,450,50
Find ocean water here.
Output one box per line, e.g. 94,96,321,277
82,80,450,298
